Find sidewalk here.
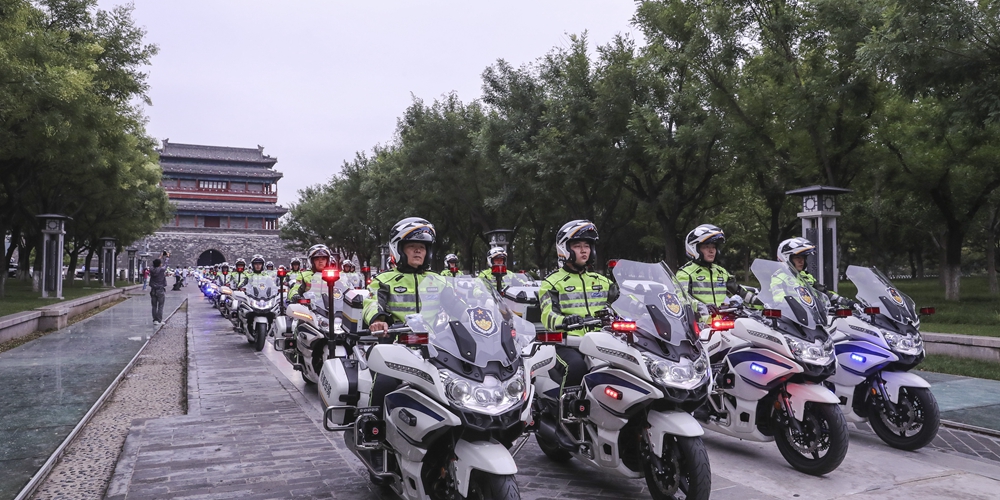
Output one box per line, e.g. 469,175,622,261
105,290,382,499
0,289,185,498
922,370,1000,435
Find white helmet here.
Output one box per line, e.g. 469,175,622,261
444,253,459,264
684,224,725,264
556,220,599,266
388,217,436,269
486,247,507,266
777,237,816,264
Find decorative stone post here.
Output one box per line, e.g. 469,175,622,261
126,248,138,282
785,185,851,291
100,237,117,287
37,214,70,299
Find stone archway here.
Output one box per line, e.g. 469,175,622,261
197,249,226,266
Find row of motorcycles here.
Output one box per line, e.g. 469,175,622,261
199,272,283,351
199,258,940,500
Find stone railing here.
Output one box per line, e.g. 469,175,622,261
0,285,144,343
922,332,1000,362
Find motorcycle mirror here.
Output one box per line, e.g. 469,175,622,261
919,307,935,315
835,309,853,317
762,309,781,318
535,331,565,343
864,307,880,315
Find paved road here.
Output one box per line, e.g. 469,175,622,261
72,289,998,498
0,289,184,499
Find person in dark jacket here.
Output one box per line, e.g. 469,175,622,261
149,258,168,324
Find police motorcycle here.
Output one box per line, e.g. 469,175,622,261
826,265,940,450
280,269,350,384
698,259,848,476
527,260,712,500
322,275,534,500
233,273,283,352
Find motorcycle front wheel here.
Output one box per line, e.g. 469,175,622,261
254,322,267,351
869,386,940,451
774,402,849,476
464,470,519,500
643,435,711,500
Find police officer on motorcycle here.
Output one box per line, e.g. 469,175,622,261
539,220,613,404
230,258,250,290
776,237,851,307
677,224,755,319
440,253,461,277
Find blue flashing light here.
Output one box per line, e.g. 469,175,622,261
750,363,767,375
850,353,866,363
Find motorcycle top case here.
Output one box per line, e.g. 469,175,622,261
502,284,542,326
341,289,370,334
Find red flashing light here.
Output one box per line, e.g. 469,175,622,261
321,267,340,284
864,307,881,315
763,309,782,318
366,277,372,285
919,307,936,315
491,265,507,275
604,386,623,400
711,319,736,330
611,321,637,332
399,332,429,345
536,332,565,343
607,259,618,269
276,266,287,278
361,266,370,273
835,309,853,317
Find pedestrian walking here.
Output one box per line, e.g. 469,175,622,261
142,267,150,290
149,258,167,324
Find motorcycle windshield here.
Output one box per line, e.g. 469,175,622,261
246,274,278,300
611,260,697,346
752,259,830,330
846,266,918,325
413,275,530,368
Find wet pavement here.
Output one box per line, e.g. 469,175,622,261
0,289,184,499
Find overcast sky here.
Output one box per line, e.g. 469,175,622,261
100,1,641,207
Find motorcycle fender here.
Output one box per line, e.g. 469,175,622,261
253,316,268,325
645,410,704,456
451,440,518,498
785,382,840,421
880,371,931,404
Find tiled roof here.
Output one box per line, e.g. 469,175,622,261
158,139,277,165
171,199,288,216
160,161,284,180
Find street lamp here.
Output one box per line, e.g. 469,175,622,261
786,185,851,291
99,237,117,287
378,244,390,272
36,214,70,299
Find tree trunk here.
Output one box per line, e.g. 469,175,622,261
66,244,81,283
943,227,964,301
916,248,924,279
908,250,917,280
655,208,680,270
18,241,32,282
989,233,998,294
0,240,14,298
84,249,94,285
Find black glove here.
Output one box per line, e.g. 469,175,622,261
726,278,741,296
562,314,584,328
707,304,720,317
813,282,829,293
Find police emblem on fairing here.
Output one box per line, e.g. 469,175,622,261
659,292,684,318
468,307,498,336
888,287,904,305
332,289,343,299
796,286,814,306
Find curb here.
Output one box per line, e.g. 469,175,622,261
941,419,1000,440
13,298,188,500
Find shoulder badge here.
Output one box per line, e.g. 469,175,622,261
565,286,576,292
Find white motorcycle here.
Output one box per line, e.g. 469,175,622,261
322,276,534,500
280,272,348,384
527,260,712,500
699,259,849,475
827,265,940,450
234,274,282,351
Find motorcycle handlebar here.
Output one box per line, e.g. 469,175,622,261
556,317,602,330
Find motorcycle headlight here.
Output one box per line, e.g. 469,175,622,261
317,317,330,330
884,330,923,356
785,336,835,366
440,367,526,416
644,351,709,390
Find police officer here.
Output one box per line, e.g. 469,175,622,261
776,237,850,307
230,258,250,290
363,217,442,409
477,247,515,289
288,245,334,301
539,220,613,403
440,253,462,277
676,224,733,307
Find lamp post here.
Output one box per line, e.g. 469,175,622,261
36,214,70,299
378,244,390,272
99,237,117,287
785,185,851,291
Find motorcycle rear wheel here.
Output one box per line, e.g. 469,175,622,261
534,433,572,463
774,402,849,476
869,386,940,451
644,435,711,500
465,470,519,500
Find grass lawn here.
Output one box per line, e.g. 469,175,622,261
917,354,1000,382
0,279,135,317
